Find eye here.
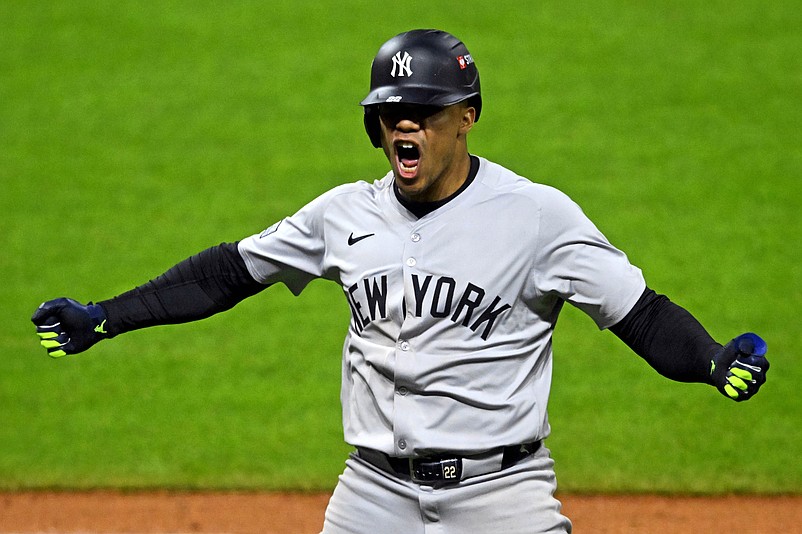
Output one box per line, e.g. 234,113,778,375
412,105,443,120
378,104,444,123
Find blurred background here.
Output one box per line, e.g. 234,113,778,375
1,0,800,493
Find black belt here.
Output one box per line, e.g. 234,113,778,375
357,441,541,484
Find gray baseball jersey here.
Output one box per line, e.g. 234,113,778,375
238,157,645,457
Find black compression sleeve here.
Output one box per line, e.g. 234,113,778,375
610,288,721,385
98,242,267,336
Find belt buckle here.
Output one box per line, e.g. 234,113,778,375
410,457,463,484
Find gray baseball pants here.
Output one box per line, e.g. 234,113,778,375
321,444,572,533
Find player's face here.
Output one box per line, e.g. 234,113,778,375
378,102,475,203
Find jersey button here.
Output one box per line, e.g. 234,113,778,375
398,386,409,396
406,257,417,267
399,341,410,351
411,233,421,242
398,439,407,450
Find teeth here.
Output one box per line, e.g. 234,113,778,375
397,141,418,174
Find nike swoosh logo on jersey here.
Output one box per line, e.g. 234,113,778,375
348,232,375,246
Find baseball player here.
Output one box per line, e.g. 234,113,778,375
32,30,769,533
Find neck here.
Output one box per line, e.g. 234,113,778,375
403,150,471,203
433,151,472,200
394,155,480,218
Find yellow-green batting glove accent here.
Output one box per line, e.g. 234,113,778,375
37,331,58,341
729,367,753,390
34,321,68,358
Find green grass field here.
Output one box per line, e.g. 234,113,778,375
2,1,800,493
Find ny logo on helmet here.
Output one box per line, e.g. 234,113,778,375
391,51,413,77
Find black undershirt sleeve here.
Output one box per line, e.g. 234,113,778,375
98,242,267,337
610,287,721,385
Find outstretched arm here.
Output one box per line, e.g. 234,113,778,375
32,242,267,357
611,288,769,401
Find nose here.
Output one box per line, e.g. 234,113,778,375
394,117,421,133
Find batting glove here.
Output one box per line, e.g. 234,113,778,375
31,298,110,358
710,333,769,402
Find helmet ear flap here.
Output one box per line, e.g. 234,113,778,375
364,106,382,148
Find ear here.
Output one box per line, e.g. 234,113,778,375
459,104,476,135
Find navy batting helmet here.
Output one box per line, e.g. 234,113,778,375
360,29,482,148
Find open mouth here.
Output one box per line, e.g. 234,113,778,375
395,141,420,178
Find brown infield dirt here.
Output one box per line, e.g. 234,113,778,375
2,492,801,533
